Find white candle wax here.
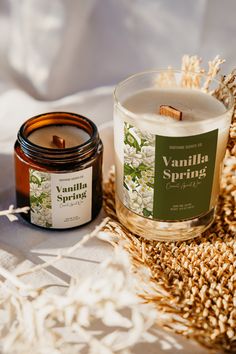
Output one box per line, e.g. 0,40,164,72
124,88,225,121
114,88,232,211
28,125,90,149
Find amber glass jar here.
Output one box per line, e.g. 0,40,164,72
14,112,103,229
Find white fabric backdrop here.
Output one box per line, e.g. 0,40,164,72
0,2,234,352
0,0,235,99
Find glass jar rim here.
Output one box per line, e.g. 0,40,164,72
17,112,100,163
113,69,234,127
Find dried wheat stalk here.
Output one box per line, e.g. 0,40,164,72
181,54,203,88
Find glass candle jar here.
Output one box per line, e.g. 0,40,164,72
15,112,103,229
113,71,233,241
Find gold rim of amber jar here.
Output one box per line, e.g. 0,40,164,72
17,111,101,165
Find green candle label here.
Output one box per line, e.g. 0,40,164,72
123,122,218,221
29,167,92,228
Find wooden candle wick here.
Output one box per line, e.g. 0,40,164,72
52,135,65,148
159,105,182,121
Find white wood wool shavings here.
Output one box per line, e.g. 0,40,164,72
0,244,164,354
0,213,162,353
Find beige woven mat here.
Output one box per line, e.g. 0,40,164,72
102,66,236,353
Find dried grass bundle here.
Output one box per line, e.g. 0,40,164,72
102,56,236,353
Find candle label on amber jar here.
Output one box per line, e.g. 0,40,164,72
123,122,218,221
29,167,92,228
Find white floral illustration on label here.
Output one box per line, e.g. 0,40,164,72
30,169,52,227
123,122,155,218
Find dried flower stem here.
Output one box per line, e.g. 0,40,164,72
0,266,33,291
0,205,29,222
17,217,110,278
202,55,225,92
